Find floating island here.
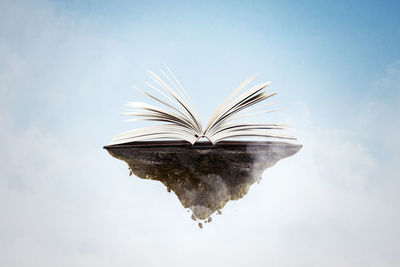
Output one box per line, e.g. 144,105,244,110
104,141,301,226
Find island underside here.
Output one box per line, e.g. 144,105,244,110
104,141,302,220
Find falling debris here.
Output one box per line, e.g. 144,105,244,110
207,217,212,223
217,210,222,215
198,223,203,229
191,214,197,221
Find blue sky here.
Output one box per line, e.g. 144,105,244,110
1,0,399,266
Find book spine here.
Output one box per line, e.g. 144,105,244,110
193,135,214,145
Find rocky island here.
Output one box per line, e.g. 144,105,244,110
104,141,301,222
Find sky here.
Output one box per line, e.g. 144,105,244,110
0,0,399,266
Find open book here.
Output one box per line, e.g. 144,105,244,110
110,68,296,145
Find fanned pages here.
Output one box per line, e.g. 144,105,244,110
110,69,297,145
